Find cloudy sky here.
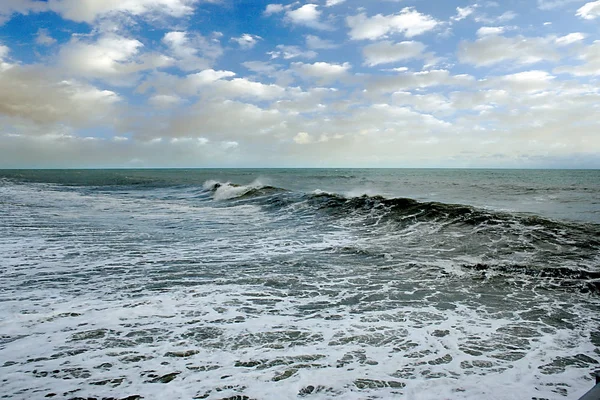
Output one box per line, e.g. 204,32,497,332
0,0,599,168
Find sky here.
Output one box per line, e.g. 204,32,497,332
0,0,599,168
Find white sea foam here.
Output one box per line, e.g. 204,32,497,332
1,282,598,399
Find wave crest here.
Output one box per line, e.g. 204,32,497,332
202,179,284,201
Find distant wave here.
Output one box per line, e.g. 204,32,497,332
202,180,286,200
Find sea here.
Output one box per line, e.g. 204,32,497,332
0,168,599,400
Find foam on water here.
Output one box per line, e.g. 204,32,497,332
2,280,599,399
1,177,599,399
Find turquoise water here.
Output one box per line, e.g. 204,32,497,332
0,169,599,399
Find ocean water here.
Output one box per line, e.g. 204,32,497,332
0,168,599,400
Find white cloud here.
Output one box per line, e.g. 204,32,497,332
4,0,600,168
367,69,474,93
452,5,477,21
0,0,47,25
291,61,351,83
555,32,586,46
139,70,287,101
35,28,57,46
162,31,223,71
554,41,600,76
294,132,313,144
458,35,560,67
391,91,453,114
305,35,337,49
0,63,120,130
576,1,600,19
347,8,439,40
160,99,284,140
285,4,330,30
47,0,198,23
273,87,339,114
264,3,284,16
268,45,317,60
476,26,505,36
221,140,238,149
187,68,236,86
210,78,287,100
362,40,427,66
0,44,8,59
148,94,183,107
487,70,556,93
231,33,262,49
59,34,150,83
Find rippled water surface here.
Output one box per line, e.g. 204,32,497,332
1,169,599,399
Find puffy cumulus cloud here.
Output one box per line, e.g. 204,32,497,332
231,34,262,49
285,4,330,30
476,26,505,36
293,131,313,144
362,40,427,66
291,61,351,83
46,0,199,23
0,63,120,130
577,1,600,19
163,31,223,71
138,69,288,101
59,34,151,83
554,41,600,76
187,68,236,86
458,35,560,67
325,0,345,7
347,8,439,40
